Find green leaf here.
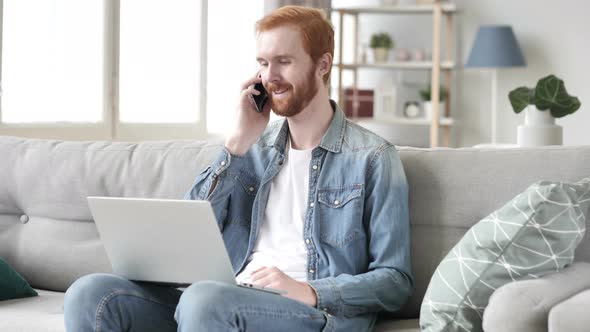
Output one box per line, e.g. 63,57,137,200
418,85,447,102
533,74,581,117
370,32,394,49
508,87,532,113
551,96,581,118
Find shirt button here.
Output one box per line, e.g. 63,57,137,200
220,161,226,166
309,269,315,273
310,202,314,208
334,200,340,205
20,215,29,224
305,238,311,244
312,165,318,170
249,187,255,192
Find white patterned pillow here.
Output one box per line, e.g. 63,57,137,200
420,178,590,332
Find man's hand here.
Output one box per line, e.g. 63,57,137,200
225,75,271,156
250,266,317,307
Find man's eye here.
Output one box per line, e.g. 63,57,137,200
279,61,290,65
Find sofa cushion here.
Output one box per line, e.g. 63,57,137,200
0,289,65,332
482,262,590,332
0,257,37,301
419,178,590,332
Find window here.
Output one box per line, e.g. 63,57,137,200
206,1,264,135
119,0,201,124
1,0,103,123
0,1,267,140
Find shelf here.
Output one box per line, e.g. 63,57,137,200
334,1,456,147
337,61,455,70
381,117,454,126
333,4,457,15
353,116,454,126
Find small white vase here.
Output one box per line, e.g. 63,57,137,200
517,106,563,146
373,48,390,63
423,101,446,120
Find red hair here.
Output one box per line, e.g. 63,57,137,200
256,6,334,84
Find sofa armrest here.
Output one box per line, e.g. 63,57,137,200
548,288,590,332
482,262,590,332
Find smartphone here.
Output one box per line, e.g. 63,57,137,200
252,82,269,113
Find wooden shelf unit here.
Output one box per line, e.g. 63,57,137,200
333,1,457,147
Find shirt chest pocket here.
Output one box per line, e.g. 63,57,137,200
234,173,259,197
317,184,364,248
232,173,259,227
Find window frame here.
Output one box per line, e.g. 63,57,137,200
0,0,211,141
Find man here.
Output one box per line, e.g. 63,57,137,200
64,6,412,332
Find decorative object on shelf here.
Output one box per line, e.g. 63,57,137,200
344,88,374,118
360,43,368,64
403,101,421,118
414,49,426,61
394,48,410,61
509,74,581,147
465,25,526,144
419,84,448,120
370,32,394,63
374,78,398,121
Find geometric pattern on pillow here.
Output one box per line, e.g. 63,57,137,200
420,178,590,332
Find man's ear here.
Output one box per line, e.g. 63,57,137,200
316,53,333,77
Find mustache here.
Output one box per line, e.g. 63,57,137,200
266,82,291,93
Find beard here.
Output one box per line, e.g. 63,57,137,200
265,64,319,117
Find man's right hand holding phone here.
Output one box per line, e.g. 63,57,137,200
225,75,271,156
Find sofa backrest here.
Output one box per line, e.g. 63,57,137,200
395,145,590,318
0,136,219,292
1,136,589,318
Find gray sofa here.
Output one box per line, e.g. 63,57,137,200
1,135,590,332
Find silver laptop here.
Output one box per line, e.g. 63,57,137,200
87,197,284,294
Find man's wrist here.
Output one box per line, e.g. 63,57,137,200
305,282,318,307
224,135,253,156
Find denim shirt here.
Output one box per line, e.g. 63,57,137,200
185,101,413,328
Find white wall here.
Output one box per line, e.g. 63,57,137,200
334,0,590,147
456,0,590,147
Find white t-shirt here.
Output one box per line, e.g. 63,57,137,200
236,139,312,283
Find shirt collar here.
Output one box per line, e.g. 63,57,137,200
270,100,345,154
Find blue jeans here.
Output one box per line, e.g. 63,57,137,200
64,273,329,332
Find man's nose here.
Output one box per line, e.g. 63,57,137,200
263,63,280,83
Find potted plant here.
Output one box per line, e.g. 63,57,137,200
370,32,394,63
419,85,448,119
509,74,581,146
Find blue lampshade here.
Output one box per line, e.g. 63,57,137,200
465,25,526,68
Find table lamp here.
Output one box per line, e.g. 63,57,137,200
465,25,526,143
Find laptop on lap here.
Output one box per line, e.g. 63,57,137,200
87,197,283,294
